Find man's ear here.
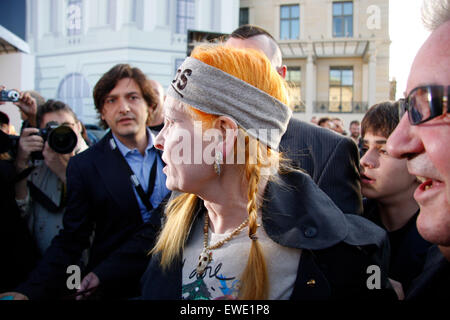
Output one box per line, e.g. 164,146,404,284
277,65,287,79
213,116,238,159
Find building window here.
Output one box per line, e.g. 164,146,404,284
333,1,353,37
66,0,82,36
176,0,195,34
239,8,249,26
329,67,353,112
286,67,303,112
57,73,92,121
280,4,299,40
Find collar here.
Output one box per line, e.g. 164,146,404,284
261,170,387,250
149,123,164,132
76,136,89,154
261,170,349,250
111,127,155,156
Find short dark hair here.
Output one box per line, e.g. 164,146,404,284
0,111,10,125
361,101,400,139
318,117,331,127
36,100,78,129
350,120,360,126
231,24,276,41
93,64,157,128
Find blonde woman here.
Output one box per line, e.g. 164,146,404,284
141,45,396,300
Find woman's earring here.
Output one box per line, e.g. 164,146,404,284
214,151,223,176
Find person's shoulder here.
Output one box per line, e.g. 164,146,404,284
71,131,111,165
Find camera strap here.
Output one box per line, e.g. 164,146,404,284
15,165,35,182
28,180,65,213
110,138,158,212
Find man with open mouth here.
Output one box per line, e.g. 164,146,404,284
386,0,450,300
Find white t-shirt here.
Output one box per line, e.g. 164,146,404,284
182,216,301,300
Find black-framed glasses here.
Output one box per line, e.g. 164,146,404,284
399,85,449,125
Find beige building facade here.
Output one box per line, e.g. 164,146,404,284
239,0,391,126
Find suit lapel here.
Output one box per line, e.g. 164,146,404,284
93,131,141,219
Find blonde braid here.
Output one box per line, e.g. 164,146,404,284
239,142,269,300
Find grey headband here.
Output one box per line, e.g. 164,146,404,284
166,57,292,150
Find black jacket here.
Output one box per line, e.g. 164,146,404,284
406,245,450,300
0,160,39,292
140,170,396,300
280,118,362,215
363,198,432,291
16,131,164,299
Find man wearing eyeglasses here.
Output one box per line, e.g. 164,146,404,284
386,0,450,300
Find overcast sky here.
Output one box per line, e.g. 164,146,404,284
389,0,430,99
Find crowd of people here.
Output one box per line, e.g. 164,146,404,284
0,0,448,301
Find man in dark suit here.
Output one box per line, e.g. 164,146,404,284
0,64,169,300
226,25,362,215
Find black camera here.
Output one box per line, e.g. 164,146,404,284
31,121,78,160
0,89,20,102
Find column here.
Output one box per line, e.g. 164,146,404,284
362,63,368,104
305,51,316,118
368,52,376,107
196,0,212,31
219,0,239,33
110,0,121,32
141,0,157,32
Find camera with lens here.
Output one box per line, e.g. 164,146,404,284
31,121,78,160
0,89,20,102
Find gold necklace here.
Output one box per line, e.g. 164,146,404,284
196,213,249,275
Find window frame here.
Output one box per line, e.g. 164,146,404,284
239,7,249,26
176,0,195,35
328,66,354,112
286,67,303,112
66,0,83,36
332,1,353,38
280,4,300,40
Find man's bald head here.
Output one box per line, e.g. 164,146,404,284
226,35,282,68
227,25,286,78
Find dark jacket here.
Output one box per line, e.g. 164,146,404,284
406,245,450,300
0,160,39,292
280,118,363,215
16,131,165,299
363,198,432,291
140,170,396,300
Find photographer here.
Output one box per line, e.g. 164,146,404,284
14,99,88,256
